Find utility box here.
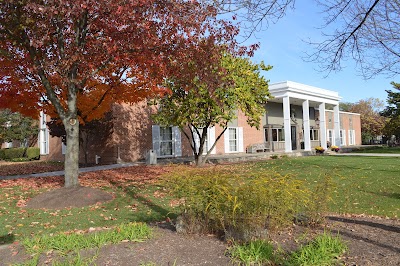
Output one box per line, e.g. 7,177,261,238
146,150,157,165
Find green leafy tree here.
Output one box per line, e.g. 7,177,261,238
0,109,13,144
346,98,386,144
339,102,354,112
152,54,272,166
382,82,400,141
0,109,38,156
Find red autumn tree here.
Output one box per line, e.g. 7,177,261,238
0,0,245,187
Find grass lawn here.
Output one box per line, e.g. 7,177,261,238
0,156,399,246
249,156,400,218
351,146,400,154
0,166,177,245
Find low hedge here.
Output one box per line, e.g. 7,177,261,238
0,147,40,161
26,147,40,160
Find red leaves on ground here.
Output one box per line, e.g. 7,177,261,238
0,165,172,190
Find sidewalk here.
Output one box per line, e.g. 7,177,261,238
331,152,400,157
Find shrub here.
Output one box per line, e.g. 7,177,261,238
2,147,40,161
3,147,25,160
26,147,40,160
287,232,348,266
163,167,310,240
0,149,5,160
270,154,279,159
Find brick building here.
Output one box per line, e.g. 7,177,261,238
32,81,361,164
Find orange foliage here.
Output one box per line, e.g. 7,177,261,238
0,1,247,123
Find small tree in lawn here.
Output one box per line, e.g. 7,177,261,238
152,52,272,166
0,1,242,187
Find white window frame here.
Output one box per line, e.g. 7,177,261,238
4,141,13,148
61,141,66,155
327,129,334,146
264,128,285,142
152,125,182,158
39,112,49,155
193,127,216,155
224,127,244,153
340,129,346,146
348,130,356,146
310,129,319,141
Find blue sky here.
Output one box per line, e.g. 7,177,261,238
241,0,398,103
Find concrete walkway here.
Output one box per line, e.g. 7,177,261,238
331,152,400,157
0,162,141,180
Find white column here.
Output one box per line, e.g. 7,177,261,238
319,103,327,150
283,96,292,152
302,100,311,151
333,104,341,146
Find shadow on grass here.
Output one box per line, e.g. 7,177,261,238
105,168,176,224
0,234,15,245
327,216,400,233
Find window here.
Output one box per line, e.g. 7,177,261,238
4,141,13,148
193,127,216,155
348,130,355,145
62,141,66,155
327,129,334,146
310,129,319,141
160,127,173,156
265,128,285,142
229,128,237,152
152,125,182,157
224,127,243,153
39,112,49,155
340,129,346,146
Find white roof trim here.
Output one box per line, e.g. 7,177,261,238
326,110,361,116
269,81,342,102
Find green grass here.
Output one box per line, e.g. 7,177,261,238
228,239,278,265
228,232,347,266
249,156,400,218
0,184,175,244
1,156,399,246
16,222,151,266
23,222,151,255
352,146,400,154
287,232,348,266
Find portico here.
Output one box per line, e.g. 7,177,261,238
267,81,342,153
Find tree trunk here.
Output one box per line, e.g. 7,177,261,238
196,155,206,167
64,120,80,188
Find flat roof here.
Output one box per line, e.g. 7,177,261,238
268,81,342,105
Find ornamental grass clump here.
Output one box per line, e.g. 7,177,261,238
163,167,311,241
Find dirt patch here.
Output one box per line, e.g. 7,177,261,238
25,186,113,209
0,215,399,265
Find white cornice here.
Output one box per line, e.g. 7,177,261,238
269,81,342,102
